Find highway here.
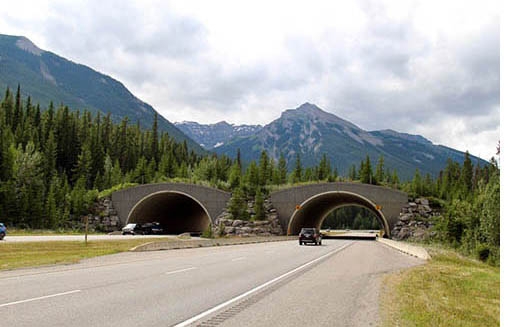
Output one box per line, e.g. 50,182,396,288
0,240,424,326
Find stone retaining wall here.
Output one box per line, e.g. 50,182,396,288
84,197,122,233
212,198,284,237
390,197,440,241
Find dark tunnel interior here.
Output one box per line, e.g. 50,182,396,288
287,192,388,236
127,192,211,234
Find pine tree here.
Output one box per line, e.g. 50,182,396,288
236,148,242,171
151,112,159,163
259,150,269,187
73,143,93,188
245,161,259,196
228,189,248,220
392,169,400,188
293,152,302,183
375,155,384,184
133,156,148,184
45,177,59,228
254,188,266,220
462,151,473,192
228,162,242,190
278,152,287,184
349,165,357,181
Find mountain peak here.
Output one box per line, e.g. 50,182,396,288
282,102,328,120
296,102,321,111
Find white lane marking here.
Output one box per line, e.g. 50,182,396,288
165,267,197,275
0,290,81,308
173,242,351,327
231,257,245,262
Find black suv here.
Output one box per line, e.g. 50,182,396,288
122,222,164,235
299,227,322,246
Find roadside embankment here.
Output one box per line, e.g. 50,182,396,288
130,236,297,251
381,246,499,327
377,237,431,260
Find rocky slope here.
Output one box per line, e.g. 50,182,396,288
214,103,486,179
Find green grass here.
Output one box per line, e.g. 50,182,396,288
381,247,500,326
0,238,168,270
6,228,106,236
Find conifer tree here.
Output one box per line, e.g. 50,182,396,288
462,151,473,192
278,152,287,184
349,165,357,181
228,162,241,190
293,152,302,183
228,189,248,220
259,150,270,187
375,155,384,184
151,112,159,163
254,188,266,220
245,161,259,196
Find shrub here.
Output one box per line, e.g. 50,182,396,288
476,243,491,262
201,223,214,238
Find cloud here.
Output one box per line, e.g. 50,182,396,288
0,0,499,159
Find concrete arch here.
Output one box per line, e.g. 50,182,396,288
287,191,390,236
127,190,213,234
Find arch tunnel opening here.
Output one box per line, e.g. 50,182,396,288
127,191,212,234
322,206,382,230
287,191,389,237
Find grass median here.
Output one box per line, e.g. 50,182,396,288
381,246,500,326
0,238,168,271
6,228,106,236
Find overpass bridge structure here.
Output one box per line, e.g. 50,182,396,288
110,182,407,237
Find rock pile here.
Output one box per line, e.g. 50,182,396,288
212,198,284,237
391,198,439,241
85,197,121,232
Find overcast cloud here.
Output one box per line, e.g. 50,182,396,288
0,0,499,159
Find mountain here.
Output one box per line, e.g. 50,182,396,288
0,34,204,154
174,121,262,150
214,103,486,180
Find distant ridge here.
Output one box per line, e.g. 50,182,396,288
0,33,204,154
174,120,263,150
213,103,487,180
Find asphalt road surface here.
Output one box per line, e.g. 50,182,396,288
0,240,424,327
2,234,173,242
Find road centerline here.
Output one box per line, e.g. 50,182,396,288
165,267,197,275
0,290,81,308
171,241,352,327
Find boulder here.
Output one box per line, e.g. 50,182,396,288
232,220,244,227
397,227,410,240
399,213,413,221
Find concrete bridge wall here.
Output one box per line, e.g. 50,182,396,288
270,182,408,237
110,182,406,237
111,183,231,226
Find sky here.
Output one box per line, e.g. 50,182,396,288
0,0,499,159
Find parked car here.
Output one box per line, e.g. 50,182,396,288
299,227,322,245
143,222,164,235
122,222,164,235
0,223,6,240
